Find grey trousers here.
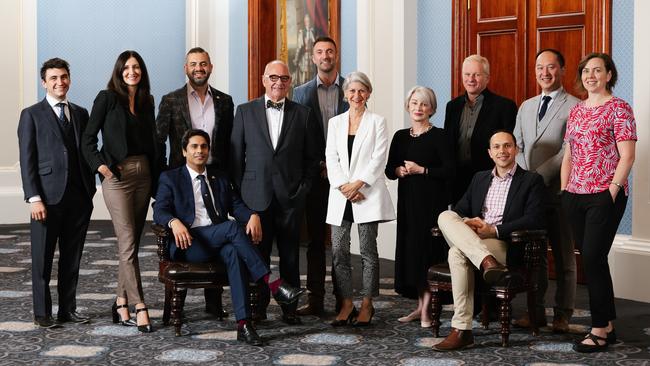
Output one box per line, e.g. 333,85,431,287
102,155,151,304
331,220,379,298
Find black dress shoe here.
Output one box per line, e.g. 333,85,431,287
237,321,264,346
34,316,62,329
251,311,268,323
57,311,90,324
272,283,305,305
205,305,229,320
282,313,303,325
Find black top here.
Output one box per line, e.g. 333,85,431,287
343,134,356,222
126,112,154,157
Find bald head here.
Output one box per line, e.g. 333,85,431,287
262,60,291,102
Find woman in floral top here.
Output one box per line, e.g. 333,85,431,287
560,53,636,353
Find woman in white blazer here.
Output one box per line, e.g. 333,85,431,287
325,71,395,326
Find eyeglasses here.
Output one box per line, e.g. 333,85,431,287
265,74,291,82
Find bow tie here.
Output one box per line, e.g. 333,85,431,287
266,100,284,110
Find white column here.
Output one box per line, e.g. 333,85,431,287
0,0,37,224
354,0,417,260
186,0,230,92
610,0,650,302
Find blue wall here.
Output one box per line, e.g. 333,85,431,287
229,0,248,106
340,0,357,76
37,0,186,113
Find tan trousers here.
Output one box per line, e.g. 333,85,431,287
102,155,151,304
438,210,507,330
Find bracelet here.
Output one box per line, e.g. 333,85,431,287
611,182,624,189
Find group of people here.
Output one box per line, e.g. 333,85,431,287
18,34,635,354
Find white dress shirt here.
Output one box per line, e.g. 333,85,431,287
186,165,218,228
264,95,285,149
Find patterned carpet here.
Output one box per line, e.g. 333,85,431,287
0,221,649,365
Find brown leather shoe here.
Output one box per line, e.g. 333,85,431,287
432,328,474,351
513,312,547,328
552,315,569,333
480,255,508,284
296,302,324,316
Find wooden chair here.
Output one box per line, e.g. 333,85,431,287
152,224,259,336
428,227,547,346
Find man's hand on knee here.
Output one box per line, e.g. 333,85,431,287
170,219,192,249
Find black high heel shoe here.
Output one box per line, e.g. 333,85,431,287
135,307,153,333
331,307,358,327
112,302,136,326
353,307,375,327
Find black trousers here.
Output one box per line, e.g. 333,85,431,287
257,196,304,314
562,190,627,328
30,184,92,318
304,176,330,301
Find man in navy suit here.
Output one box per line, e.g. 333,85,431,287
153,129,304,345
231,60,319,324
292,36,349,315
18,58,96,328
433,131,545,351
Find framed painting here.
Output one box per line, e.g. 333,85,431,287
248,0,340,100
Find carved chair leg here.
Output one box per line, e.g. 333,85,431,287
430,287,443,337
248,282,259,321
162,285,172,325
172,287,187,337
498,295,512,347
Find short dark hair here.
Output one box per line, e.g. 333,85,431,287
313,36,337,50
186,47,211,63
40,58,70,80
575,52,618,94
107,50,153,113
535,48,565,68
489,129,517,146
182,129,210,150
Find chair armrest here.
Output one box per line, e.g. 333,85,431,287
509,229,547,243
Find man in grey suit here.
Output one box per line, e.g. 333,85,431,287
156,47,234,318
231,60,319,324
292,36,349,315
18,58,96,328
512,48,580,333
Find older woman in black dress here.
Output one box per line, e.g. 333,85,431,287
385,86,454,328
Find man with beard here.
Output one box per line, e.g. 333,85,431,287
292,36,348,315
156,47,234,319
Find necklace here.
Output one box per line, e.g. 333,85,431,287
409,124,432,137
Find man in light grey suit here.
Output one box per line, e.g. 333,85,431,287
512,49,580,333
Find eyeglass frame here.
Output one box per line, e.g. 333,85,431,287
264,74,291,83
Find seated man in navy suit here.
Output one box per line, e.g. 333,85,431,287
153,129,304,345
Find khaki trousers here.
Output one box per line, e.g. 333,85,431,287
102,155,151,304
438,210,507,330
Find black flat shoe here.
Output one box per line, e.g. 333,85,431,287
237,321,264,346
112,302,136,326
34,316,62,329
57,311,90,324
607,329,617,344
573,332,609,353
272,283,306,305
135,307,153,333
353,307,375,327
331,307,358,327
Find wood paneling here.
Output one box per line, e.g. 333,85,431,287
453,0,611,105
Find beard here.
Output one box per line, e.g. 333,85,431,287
188,72,210,86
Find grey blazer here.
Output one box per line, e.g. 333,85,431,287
513,87,580,189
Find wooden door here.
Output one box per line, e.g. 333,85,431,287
452,0,611,104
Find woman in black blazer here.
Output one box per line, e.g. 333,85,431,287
82,50,159,333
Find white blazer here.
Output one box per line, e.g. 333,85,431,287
325,110,396,225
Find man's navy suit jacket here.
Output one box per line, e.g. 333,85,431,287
153,165,253,259
453,165,545,267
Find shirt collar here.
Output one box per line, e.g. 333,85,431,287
186,165,207,181
541,88,560,100
46,93,68,108
491,164,517,179
316,73,340,87
187,83,213,98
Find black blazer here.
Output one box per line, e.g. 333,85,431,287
453,165,545,266
444,88,517,173
292,75,349,161
155,85,234,170
18,98,96,205
230,97,320,212
81,90,160,190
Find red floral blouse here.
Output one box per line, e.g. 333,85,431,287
564,97,637,195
